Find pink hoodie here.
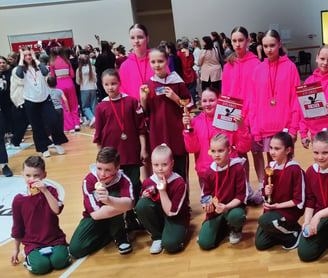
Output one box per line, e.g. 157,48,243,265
299,68,328,138
222,51,260,126
249,55,300,141
183,112,252,178
119,50,154,100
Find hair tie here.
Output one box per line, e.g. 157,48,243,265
322,128,328,132
282,128,289,133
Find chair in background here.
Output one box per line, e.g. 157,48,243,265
296,51,312,75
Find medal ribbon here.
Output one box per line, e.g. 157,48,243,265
109,94,125,135
268,60,278,103
318,167,327,207
135,55,148,84
28,67,37,85
214,160,230,199
270,160,288,195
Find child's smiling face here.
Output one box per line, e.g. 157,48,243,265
316,48,328,75
149,50,168,79
313,141,328,170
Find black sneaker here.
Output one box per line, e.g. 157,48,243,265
282,227,301,250
117,241,132,254
2,165,13,177
115,232,132,254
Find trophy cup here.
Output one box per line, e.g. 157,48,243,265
179,99,193,133
265,167,274,204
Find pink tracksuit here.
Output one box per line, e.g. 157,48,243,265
50,56,80,131
249,55,300,141
183,112,252,179
299,68,328,138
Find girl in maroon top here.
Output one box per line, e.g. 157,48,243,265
94,69,147,206
197,133,247,250
255,131,305,251
298,130,328,261
140,48,191,181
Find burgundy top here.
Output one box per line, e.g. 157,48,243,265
11,186,67,256
305,164,328,215
262,160,305,224
140,172,190,227
202,158,247,221
94,93,146,165
82,169,134,219
144,73,191,155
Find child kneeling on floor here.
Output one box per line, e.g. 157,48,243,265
69,147,134,258
197,133,247,250
135,144,190,254
11,156,71,275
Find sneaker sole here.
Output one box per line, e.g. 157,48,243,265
119,247,133,254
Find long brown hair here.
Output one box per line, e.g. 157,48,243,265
77,54,94,83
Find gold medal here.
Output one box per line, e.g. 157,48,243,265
270,100,276,106
212,196,219,205
95,182,103,190
121,133,127,140
144,87,150,94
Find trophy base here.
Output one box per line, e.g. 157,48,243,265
184,128,194,133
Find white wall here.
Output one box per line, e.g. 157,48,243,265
0,0,134,55
172,0,327,48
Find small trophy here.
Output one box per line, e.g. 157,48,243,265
179,99,193,133
265,167,274,204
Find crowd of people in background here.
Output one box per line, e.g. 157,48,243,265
2,22,328,275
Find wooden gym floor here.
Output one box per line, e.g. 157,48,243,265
1,126,328,278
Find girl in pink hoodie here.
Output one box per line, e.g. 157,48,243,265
222,26,264,197
182,87,252,189
250,29,300,162
119,24,155,101
299,45,328,148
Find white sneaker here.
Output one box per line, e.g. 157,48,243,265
150,240,162,254
54,145,65,155
229,231,242,244
42,150,50,158
89,117,96,128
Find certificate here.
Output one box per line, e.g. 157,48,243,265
296,82,328,120
213,96,243,131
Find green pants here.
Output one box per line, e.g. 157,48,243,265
255,211,300,250
26,245,71,275
135,197,186,253
121,164,142,223
298,217,328,262
198,207,246,250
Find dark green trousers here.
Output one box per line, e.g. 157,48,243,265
70,190,125,258
298,217,328,261
27,245,71,275
135,197,186,253
198,207,246,250
255,211,300,250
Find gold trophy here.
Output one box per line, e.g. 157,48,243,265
265,167,274,204
179,99,193,133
